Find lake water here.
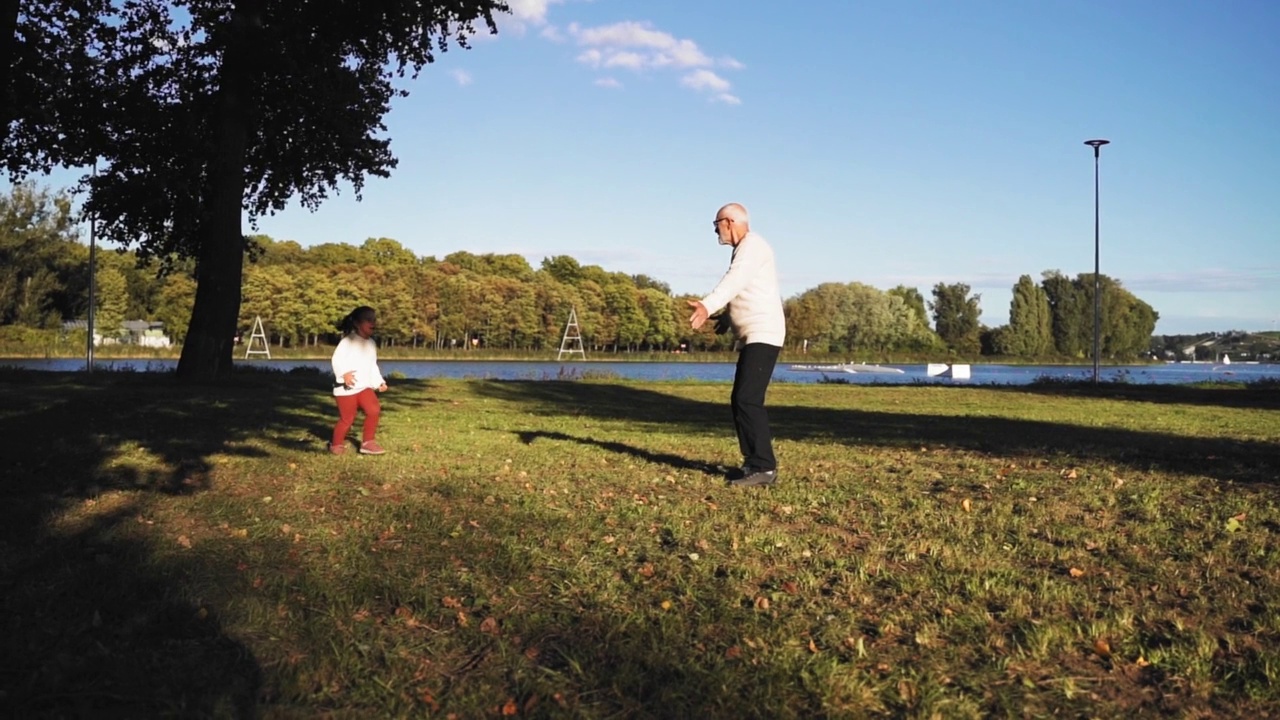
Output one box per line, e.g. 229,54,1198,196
3,357,1277,385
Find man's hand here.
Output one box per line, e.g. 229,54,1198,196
377,383,388,392
687,299,709,330
342,371,356,388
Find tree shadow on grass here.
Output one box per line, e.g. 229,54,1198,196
982,378,1280,411
474,381,1279,486
0,369,344,717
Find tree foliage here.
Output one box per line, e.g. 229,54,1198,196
7,0,509,379
929,282,982,354
0,184,1168,359
1001,275,1053,356
0,183,85,327
1040,270,1158,360
783,282,939,354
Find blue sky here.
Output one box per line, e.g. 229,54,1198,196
51,1,1280,334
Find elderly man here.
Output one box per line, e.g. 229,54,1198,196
688,203,786,487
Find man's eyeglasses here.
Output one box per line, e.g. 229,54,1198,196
712,218,733,228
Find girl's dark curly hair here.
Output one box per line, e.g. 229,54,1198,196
338,306,376,335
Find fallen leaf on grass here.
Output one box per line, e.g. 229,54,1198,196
1093,637,1112,659
1069,567,1086,578
441,596,462,609
480,617,499,635
961,498,972,513
176,535,192,549
782,581,798,594
1061,469,1078,479
754,596,770,610
660,600,672,611
725,645,742,660
898,679,918,705
808,639,819,654
501,698,518,716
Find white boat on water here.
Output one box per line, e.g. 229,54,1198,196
788,362,905,375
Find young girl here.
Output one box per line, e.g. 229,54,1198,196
330,306,388,455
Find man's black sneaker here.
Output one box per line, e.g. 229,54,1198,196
729,469,777,487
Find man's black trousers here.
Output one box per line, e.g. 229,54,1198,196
732,343,780,472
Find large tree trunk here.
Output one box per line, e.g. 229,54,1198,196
177,2,262,380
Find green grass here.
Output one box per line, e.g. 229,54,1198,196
2,370,1278,718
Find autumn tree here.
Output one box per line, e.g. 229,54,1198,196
154,272,196,343
541,255,583,285
93,254,129,339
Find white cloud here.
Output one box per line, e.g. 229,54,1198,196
568,21,744,102
505,0,565,30
450,69,473,86
484,5,744,103
680,69,730,93
569,21,731,70
603,51,647,70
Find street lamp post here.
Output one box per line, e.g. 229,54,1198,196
86,161,97,372
1084,139,1110,384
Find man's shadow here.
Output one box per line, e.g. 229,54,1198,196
517,430,726,476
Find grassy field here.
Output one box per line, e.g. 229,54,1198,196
1,370,1277,718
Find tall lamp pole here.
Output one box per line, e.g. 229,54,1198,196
86,161,98,372
1084,139,1110,384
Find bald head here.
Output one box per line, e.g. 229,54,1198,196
713,202,751,246
717,203,750,226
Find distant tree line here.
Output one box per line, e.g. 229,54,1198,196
2,183,1159,359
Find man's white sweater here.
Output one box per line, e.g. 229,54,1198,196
700,231,786,347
